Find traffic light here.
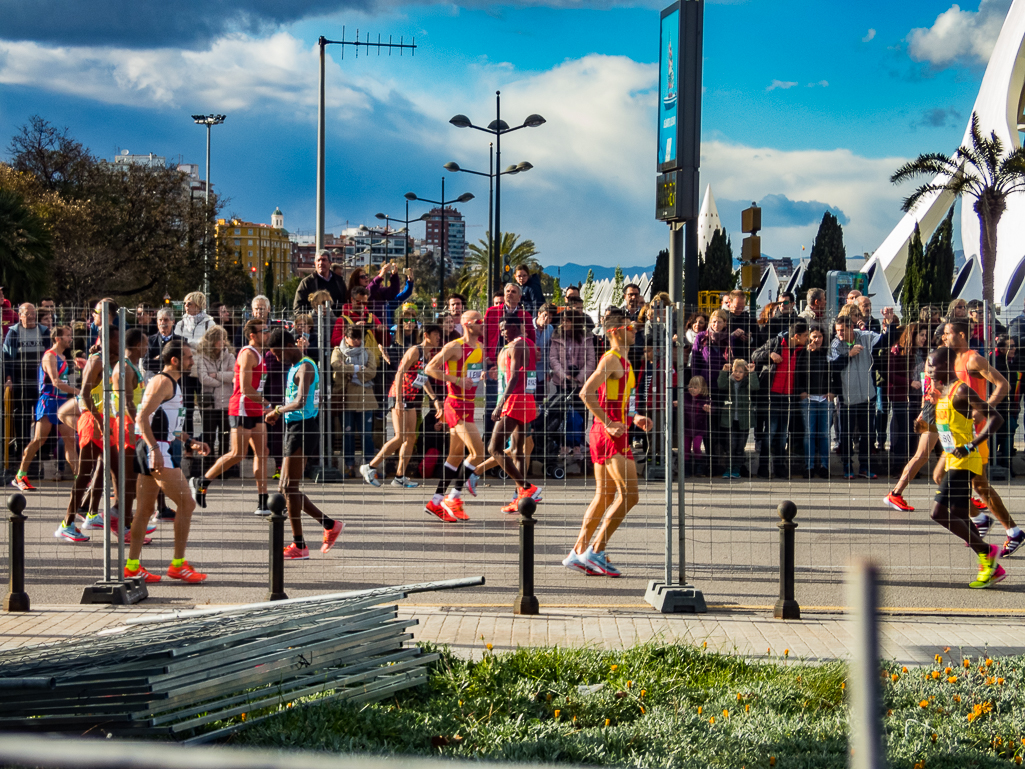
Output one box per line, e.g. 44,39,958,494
740,203,761,290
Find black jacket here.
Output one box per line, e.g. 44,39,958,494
795,346,835,397
293,272,348,314
147,332,183,373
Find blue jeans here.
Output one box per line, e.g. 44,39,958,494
801,399,830,469
343,410,376,468
768,394,793,467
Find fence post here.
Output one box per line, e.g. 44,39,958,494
267,492,288,601
513,497,539,615
773,500,800,620
849,559,884,769
3,494,29,612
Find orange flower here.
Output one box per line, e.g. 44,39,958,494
953,695,961,703
948,676,958,684
840,682,846,691
964,659,972,669
485,643,493,651
697,706,703,715
930,733,937,743
935,654,943,664
709,716,715,724
723,709,729,719
783,649,789,657
610,665,618,672
998,678,1005,685
605,719,611,727
919,700,929,708
640,689,646,698
1014,756,1022,765
639,706,645,715
967,713,977,723
702,641,707,649
902,666,909,674
985,658,993,667
626,680,633,689
891,674,899,682
745,704,750,713
932,671,941,679
945,667,953,675
769,757,776,767
554,709,561,719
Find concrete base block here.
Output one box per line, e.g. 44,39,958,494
644,580,707,614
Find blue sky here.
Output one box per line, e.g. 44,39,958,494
0,0,1012,270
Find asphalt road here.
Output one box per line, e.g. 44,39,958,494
4,467,1024,612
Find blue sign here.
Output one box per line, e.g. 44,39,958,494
658,7,680,171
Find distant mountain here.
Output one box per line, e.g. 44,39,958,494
547,262,656,287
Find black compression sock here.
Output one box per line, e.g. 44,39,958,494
258,493,268,510
322,516,335,529
435,463,458,496
293,536,307,549
453,461,470,492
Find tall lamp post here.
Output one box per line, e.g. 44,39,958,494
405,179,474,299
191,113,226,297
375,207,431,267
444,156,532,303
450,91,545,296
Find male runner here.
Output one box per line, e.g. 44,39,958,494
928,347,1005,588
14,325,78,493
360,324,443,488
564,313,652,577
488,314,542,513
124,339,210,583
190,319,272,515
422,310,486,522
264,329,343,559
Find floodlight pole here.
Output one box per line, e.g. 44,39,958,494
191,113,226,297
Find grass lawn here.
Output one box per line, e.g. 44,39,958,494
233,642,1025,768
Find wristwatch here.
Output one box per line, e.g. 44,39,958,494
964,441,976,453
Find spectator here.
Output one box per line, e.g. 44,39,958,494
379,265,415,335
332,323,378,476
887,322,930,475
968,299,1005,351
682,376,711,475
147,308,181,374
548,308,595,459
992,334,1022,475
724,289,756,361
683,312,708,368
798,287,828,332
829,315,884,479
796,327,833,478
945,298,969,324
483,282,536,439
0,287,17,339
3,303,51,458
293,251,348,313
305,289,336,349
563,285,581,303
86,297,118,348
447,293,466,337
717,359,760,478
213,303,240,349
174,291,216,348
135,304,157,337
534,303,557,397
690,309,733,395
331,287,384,351
365,262,405,329
846,289,863,304
194,325,236,474
752,319,809,479
512,264,545,314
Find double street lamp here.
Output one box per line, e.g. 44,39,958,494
191,113,226,296
375,207,431,267
444,155,532,303
404,179,474,299
449,91,544,295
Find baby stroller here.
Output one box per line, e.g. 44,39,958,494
537,387,586,479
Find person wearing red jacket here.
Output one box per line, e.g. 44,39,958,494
0,288,17,340
482,282,536,439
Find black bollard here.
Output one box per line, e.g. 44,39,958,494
267,493,288,602
513,496,539,615
773,500,800,620
4,494,29,612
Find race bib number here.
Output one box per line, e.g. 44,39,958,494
525,370,537,394
173,407,186,435
312,388,321,408
467,363,483,383
412,373,427,390
937,424,956,452
257,373,266,394
628,393,637,419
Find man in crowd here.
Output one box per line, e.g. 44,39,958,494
829,316,883,479
798,287,828,332
293,251,348,313
147,308,180,374
447,293,466,336
512,264,545,315
752,319,810,479
3,303,51,459
483,283,535,439
724,289,756,361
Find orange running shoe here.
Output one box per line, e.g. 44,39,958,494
166,561,207,582
971,497,988,511
425,500,457,522
501,498,521,514
283,543,310,560
321,521,344,553
442,496,469,521
125,564,161,583
10,474,35,492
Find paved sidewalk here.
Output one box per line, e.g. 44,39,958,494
2,604,1024,668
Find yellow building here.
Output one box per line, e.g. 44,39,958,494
216,208,292,295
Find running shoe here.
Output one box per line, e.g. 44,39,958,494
971,497,988,511
82,513,104,530
53,523,89,543
970,546,1005,589
858,470,878,480
731,470,741,479
843,471,856,480
283,543,310,560
321,521,344,553
189,477,208,509
390,476,419,488
721,471,732,479
10,474,35,492
166,561,207,583
562,550,595,575
425,500,458,523
465,472,479,498
1000,530,1025,558
501,497,522,514
125,564,161,583
884,493,915,512
442,496,469,521
581,547,622,578
359,464,382,487
520,484,542,502
972,513,993,538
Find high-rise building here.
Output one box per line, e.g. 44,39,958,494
340,225,411,267
423,207,466,269
216,209,294,295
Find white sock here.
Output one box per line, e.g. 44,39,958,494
1007,527,1021,537
972,513,989,524
431,493,443,505
463,460,476,473
448,489,461,500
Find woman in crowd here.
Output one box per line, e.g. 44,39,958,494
549,308,596,460
683,312,708,371
333,323,378,477
796,327,833,478
992,334,1022,475
887,322,930,474
194,325,236,474
691,309,734,466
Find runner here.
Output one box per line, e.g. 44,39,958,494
13,326,78,492
488,314,542,513
422,310,486,522
360,324,443,489
190,319,272,516
124,339,211,584
885,356,941,512
927,347,1005,588
564,312,652,577
264,329,343,559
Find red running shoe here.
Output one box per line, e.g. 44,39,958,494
321,521,344,553
166,561,207,582
125,564,161,583
442,496,469,521
971,497,988,511
10,475,35,492
425,500,457,522
884,493,914,512
283,543,310,560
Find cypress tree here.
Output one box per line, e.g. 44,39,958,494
801,212,847,294
901,223,924,316
923,205,955,307
264,262,275,304
699,228,737,291
610,265,625,308
582,269,596,311
651,248,669,297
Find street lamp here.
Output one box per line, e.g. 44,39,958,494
450,91,544,295
191,113,226,296
444,155,532,301
375,208,431,267
405,179,474,299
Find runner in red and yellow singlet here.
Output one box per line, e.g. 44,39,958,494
564,312,652,578
423,310,487,522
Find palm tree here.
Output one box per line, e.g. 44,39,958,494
459,232,540,306
0,188,52,300
891,112,1025,304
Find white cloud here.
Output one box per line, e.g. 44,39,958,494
862,28,876,42
766,79,798,91
807,80,829,87
906,0,1011,67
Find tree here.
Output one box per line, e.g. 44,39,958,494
609,265,625,308
0,188,53,300
922,205,956,307
900,223,925,314
263,261,275,302
651,248,669,298
551,277,562,305
7,115,92,195
208,241,254,307
582,269,596,311
800,212,847,294
461,232,541,308
892,112,1025,304
699,228,737,291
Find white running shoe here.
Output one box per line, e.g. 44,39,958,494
360,464,382,487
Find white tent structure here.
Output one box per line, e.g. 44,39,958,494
697,185,722,258
585,272,652,319
755,264,780,309
952,255,985,303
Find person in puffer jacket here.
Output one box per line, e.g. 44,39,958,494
332,323,378,476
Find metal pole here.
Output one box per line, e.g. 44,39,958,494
267,493,288,601
316,38,327,254
317,305,327,477
669,221,687,584
773,500,800,619
3,494,28,612
513,497,539,615
493,91,502,297
849,560,884,769
404,199,410,269
100,303,112,582
203,123,211,297
664,306,673,586
488,143,494,306
117,308,127,578
439,177,446,300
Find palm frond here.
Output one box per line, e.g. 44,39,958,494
891,153,960,184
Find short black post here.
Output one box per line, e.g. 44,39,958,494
513,496,539,615
267,493,288,602
773,500,800,620
4,494,29,612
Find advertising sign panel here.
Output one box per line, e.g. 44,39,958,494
658,5,680,171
